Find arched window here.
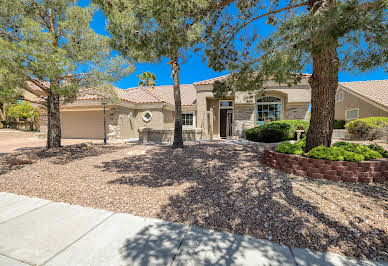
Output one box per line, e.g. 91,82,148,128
256,96,282,125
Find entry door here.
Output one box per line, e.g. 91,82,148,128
220,109,233,138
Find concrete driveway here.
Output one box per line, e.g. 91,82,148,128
0,192,384,266
0,129,102,156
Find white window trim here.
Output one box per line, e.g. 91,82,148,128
218,100,234,137
142,111,152,122
182,111,196,128
255,96,283,124
336,91,344,102
345,108,359,120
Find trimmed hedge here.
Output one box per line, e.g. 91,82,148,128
246,120,309,143
333,120,346,129
332,141,382,160
307,146,365,162
345,117,388,140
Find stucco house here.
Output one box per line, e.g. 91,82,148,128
335,80,388,121
25,75,387,141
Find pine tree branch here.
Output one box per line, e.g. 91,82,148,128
25,78,50,94
235,2,308,36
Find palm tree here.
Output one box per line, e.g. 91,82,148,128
137,72,156,93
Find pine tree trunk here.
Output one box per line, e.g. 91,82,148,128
305,0,339,152
171,55,183,148
46,93,61,148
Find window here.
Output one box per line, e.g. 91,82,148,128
220,100,233,107
336,91,344,102
142,111,152,122
182,112,194,126
346,108,359,120
255,96,282,125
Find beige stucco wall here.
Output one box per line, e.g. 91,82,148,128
335,88,388,121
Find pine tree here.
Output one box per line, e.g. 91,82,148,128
94,0,210,148
0,0,132,148
205,0,387,151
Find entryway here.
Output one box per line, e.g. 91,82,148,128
219,100,233,138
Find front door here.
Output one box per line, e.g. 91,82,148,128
220,109,233,138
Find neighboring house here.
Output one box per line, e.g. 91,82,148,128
335,80,388,122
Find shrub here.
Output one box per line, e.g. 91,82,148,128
345,117,388,140
333,120,346,129
7,102,39,121
307,146,364,162
246,120,309,143
275,139,305,155
368,144,388,158
332,141,382,160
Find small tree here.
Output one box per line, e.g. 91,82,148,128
94,0,209,148
0,0,132,148
137,72,156,92
205,0,387,151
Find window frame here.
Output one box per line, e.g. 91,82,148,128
345,108,359,120
181,112,195,128
255,96,283,125
336,91,344,102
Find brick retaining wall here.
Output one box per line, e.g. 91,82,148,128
262,149,388,183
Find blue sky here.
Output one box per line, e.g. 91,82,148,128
82,1,386,89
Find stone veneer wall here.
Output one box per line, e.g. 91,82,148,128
139,127,203,142
285,105,309,120
262,149,388,183
233,105,255,138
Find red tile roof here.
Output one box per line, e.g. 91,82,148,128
193,73,312,85
139,84,197,106
24,80,196,106
339,80,388,108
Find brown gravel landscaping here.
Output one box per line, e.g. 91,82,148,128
0,141,387,261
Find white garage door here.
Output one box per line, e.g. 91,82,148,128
61,110,105,139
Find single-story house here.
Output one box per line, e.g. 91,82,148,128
335,80,388,121
25,75,387,141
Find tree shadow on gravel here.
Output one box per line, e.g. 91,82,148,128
100,143,388,261
0,143,128,175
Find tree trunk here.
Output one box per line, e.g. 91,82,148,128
170,55,183,148
46,93,61,148
305,0,339,151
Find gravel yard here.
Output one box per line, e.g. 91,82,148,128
0,142,387,261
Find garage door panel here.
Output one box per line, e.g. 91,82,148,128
61,111,105,139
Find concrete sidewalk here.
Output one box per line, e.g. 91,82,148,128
0,192,385,266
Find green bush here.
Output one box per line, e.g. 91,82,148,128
275,139,306,155
332,141,382,160
368,144,388,158
307,146,365,162
7,102,39,121
345,117,388,140
333,120,346,129
246,120,309,143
